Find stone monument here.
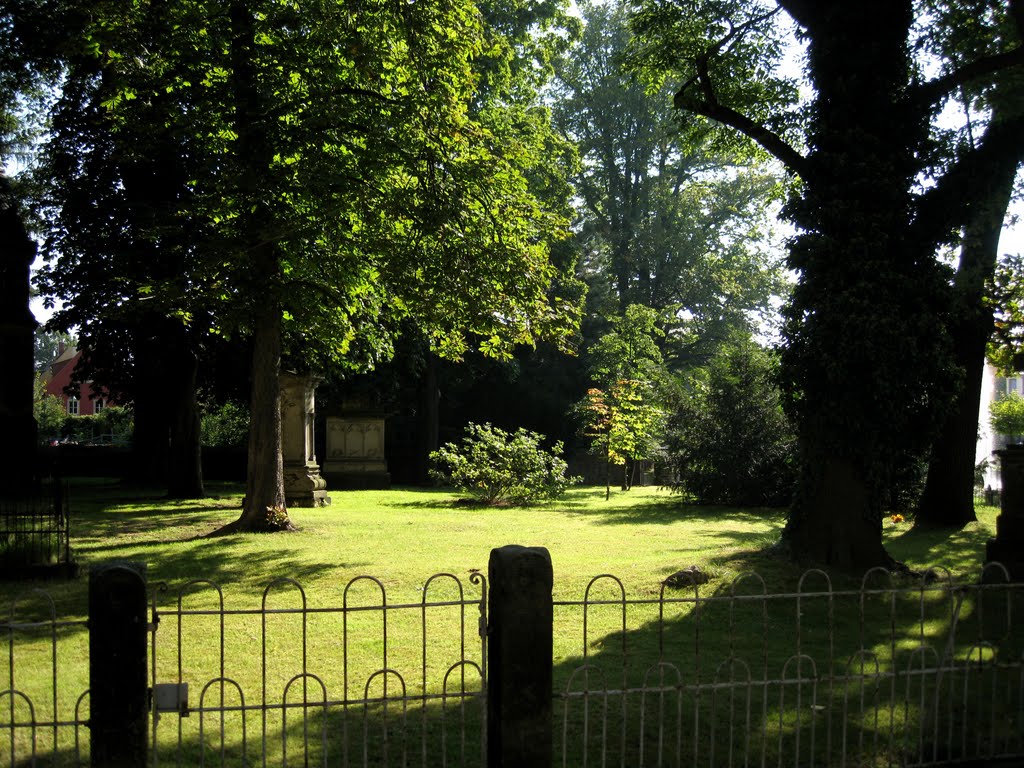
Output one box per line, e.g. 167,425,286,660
986,444,1024,581
322,409,391,490
280,373,330,507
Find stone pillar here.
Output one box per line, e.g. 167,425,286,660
487,545,553,768
280,373,330,507
322,415,391,489
987,445,1024,581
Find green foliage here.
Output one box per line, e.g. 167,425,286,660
666,336,796,506
32,374,66,441
576,305,667,479
55,406,134,445
200,401,250,448
429,422,578,505
987,253,1024,375
555,1,787,359
578,380,662,467
33,330,75,372
990,393,1024,440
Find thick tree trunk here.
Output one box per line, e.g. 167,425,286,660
918,105,1019,526
131,337,170,485
783,454,890,570
237,301,290,529
166,339,204,499
778,1,943,569
0,175,39,493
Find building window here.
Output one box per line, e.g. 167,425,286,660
67,396,79,415
1011,378,1020,395
94,398,106,414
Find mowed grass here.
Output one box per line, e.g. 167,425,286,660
1,480,1012,767
3,479,1000,603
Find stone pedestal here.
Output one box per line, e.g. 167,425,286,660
280,373,330,507
986,445,1024,581
323,416,391,490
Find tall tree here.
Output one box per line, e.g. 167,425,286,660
555,0,786,365
630,0,1024,568
917,1,1024,526
33,0,581,531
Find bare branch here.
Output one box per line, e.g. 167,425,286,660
914,46,1024,107
674,80,807,178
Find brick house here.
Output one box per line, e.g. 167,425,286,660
41,345,111,416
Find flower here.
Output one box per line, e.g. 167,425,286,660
890,513,905,524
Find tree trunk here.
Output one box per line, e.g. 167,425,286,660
166,337,204,499
210,0,293,534
783,454,890,570
236,300,290,530
778,1,945,569
131,336,170,485
917,100,1019,526
0,174,39,492
417,350,440,484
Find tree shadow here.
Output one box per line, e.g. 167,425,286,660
550,564,1024,768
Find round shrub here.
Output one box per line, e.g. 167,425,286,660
430,422,578,505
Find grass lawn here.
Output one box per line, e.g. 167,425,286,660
3,479,1000,602
1,480,1013,767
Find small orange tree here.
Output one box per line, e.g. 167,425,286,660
576,305,666,499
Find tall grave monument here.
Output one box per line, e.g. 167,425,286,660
280,373,330,507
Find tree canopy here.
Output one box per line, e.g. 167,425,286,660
13,0,583,529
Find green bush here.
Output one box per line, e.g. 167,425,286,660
990,393,1024,442
201,401,250,448
665,337,797,507
429,422,578,505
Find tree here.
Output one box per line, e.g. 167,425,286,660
26,0,581,532
665,333,796,506
33,329,75,372
990,393,1024,441
629,0,1024,568
987,253,1024,373
554,0,787,364
577,304,666,497
917,0,1024,527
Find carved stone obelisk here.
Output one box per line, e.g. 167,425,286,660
280,373,329,507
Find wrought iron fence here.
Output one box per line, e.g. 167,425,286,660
147,573,488,767
553,563,1024,768
3,560,1023,768
0,481,72,577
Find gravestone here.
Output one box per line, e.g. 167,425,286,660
280,373,330,507
322,412,391,490
987,445,1024,581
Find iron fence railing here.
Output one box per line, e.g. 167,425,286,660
147,574,488,768
553,563,1024,768
2,562,1023,768
0,481,71,575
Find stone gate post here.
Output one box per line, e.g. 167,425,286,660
487,545,553,768
89,562,148,768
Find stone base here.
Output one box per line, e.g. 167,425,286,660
286,490,331,508
323,471,391,490
284,462,330,508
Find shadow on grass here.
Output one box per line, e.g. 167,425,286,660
550,563,1024,768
